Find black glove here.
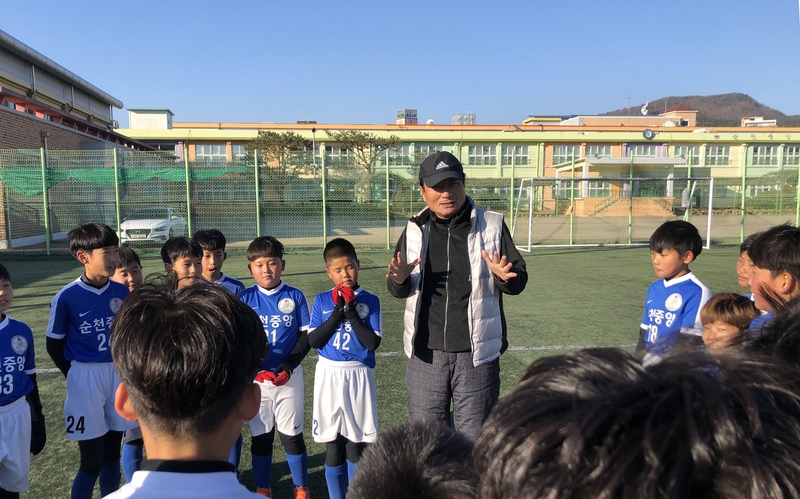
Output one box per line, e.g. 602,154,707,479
30,414,46,456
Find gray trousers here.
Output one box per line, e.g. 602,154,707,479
405,350,500,442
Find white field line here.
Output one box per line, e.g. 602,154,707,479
36,343,636,374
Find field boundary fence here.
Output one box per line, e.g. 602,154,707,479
0,149,796,254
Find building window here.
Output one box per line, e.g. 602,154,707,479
468,145,497,166
501,145,529,165
196,179,229,201
195,144,227,164
630,144,657,157
785,146,800,166
705,146,730,166
232,144,247,164
585,145,612,157
552,145,579,165
752,146,779,166
325,146,351,163
414,144,444,160
587,180,610,197
674,145,701,165
389,145,413,166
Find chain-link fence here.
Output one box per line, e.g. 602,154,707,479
0,149,795,254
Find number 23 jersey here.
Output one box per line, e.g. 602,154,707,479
310,287,382,368
46,278,129,363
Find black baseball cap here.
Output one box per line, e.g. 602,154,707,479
419,151,465,187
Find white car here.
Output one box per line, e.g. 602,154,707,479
119,207,187,243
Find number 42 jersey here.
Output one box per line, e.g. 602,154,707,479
310,287,382,368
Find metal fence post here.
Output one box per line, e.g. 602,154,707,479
385,149,390,250
509,147,515,234
321,150,328,247
184,152,192,237
628,151,634,244
569,150,575,245
254,153,261,238
795,164,800,227
39,148,51,255
113,149,121,241
740,155,747,242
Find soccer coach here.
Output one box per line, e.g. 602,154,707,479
386,151,528,441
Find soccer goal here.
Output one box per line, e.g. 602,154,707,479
512,177,715,251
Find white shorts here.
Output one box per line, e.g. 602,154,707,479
0,397,31,492
249,365,305,437
123,425,143,444
312,357,377,444
64,362,137,441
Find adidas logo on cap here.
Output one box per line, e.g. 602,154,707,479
436,161,449,170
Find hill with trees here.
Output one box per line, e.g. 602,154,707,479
602,93,800,127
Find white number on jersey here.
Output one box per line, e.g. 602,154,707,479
1,374,12,395
647,325,658,344
332,331,351,351
268,329,277,346
98,333,108,352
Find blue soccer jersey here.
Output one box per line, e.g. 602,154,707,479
217,274,245,295
309,287,382,368
239,282,310,371
46,278,129,363
641,272,711,351
0,315,35,407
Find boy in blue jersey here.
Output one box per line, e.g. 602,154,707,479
160,236,203,289
635,220,711,366
747,225,800,330
110,246,145,483
0,263,45,499
238,236,312,498
45,222,136,499
308,238,382,499
193,229,245,294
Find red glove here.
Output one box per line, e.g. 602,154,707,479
331,284,344,307
340,285,356,305
255,370,276,383
272,370,290,386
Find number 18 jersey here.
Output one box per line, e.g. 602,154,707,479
310,287,382,368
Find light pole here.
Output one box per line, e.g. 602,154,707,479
312,127,317,181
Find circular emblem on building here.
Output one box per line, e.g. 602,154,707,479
109,297,124,314
11,335,27,355
278,298,295,314
356,303,369,319
665,293,683,311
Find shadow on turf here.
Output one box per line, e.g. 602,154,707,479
240,452,327,495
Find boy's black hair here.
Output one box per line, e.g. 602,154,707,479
323,237,357,265
474,348,800,499
117,246,141,268
110,277,267,438
246,236,284,262
649,220,703,258
740,231,763,254
349,421,477,499
193,229,227,252
160,236,202,265
748,225,800,281
0,262,9,282
68,222,118,256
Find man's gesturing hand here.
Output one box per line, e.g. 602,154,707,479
387,251,421,284
481,250,518,282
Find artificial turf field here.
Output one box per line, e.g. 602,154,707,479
4,244,744,498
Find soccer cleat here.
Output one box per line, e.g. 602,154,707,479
294,485,311,499
256,487,273,497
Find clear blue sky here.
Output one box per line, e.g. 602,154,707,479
7,0,800,126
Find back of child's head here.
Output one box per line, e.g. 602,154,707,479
474,348,800,499
160,236,202,265
110,278,267,438
740,231,764,254
323,237,357,265
0,262,9,282
649,220,702,258
117,246,141,269
246,236,284,262
349,421,477,499
193,229,227,252
748,225,800,281
68,222,118,256
700,293,758,329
